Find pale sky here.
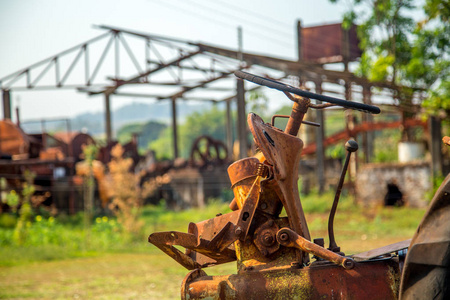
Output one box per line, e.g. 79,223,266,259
0,0,352,121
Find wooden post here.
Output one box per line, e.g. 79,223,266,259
104,93,112,144
236,78,247,159
2,89,11,120
171,97,179,159
315,81,326,194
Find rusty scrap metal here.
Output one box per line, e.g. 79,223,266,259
189,135,229,167
277,227,355,270
443,136,450,146
182,258,400,299
147,72,431,299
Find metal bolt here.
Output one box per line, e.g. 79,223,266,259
262,233,274,246
267,219,274,227
279,232,289,241
235,227,243,236
260,202,268,210
343,259,355,270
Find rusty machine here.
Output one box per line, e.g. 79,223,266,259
149,71,450,299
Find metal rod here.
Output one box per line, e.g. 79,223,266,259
59,47,84,86
89,34,115,84
30,60,53,87
328,140,358,252
119,34,143,74
277,228,355,269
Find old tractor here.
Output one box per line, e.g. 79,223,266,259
149,71,450,299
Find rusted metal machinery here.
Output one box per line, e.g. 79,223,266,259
149,71,450,299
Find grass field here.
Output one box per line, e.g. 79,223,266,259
0,193,427,299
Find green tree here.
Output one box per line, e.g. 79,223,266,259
149,106,232,159
330,0,450,133
117,121,167,151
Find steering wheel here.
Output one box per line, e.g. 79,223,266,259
234,71,381,114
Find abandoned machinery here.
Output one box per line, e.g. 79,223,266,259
149,71,450,299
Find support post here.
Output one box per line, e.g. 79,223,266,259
104,93,112,144
236,78,247,159
226,99,233,158
315,81,326,194
362,86,374,163
429,116,443,177
2,89,11,120
297,20,303,62
341,25,350,71
171,97,179,159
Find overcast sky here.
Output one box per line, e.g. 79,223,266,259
0,0,353,121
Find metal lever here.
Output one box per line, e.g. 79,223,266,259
277,228,355,269
328,140,358,253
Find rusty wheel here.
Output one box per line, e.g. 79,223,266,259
189,135,228,167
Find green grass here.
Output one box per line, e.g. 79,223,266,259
0,196,427,299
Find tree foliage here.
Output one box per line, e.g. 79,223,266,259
117,121,167,151
331,0,450,117
149,105,232,159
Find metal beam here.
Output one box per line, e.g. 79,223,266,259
362,86,373,163
111,92,219,102
236,78,247,159
171,97,179,159
105,93,112,144
429,116,443,177
297,20,303,62
197,43,403,90
314,81,325,194
101,50,202,95
168,71,234,99
226,99,233,158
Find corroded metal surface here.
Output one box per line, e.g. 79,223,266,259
277,228,355,269
248,112,310,264
183,258,400,300
146,75,425,299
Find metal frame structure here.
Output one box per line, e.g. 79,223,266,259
0,24,427,178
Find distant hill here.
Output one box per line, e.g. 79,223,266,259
21,101,210,137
